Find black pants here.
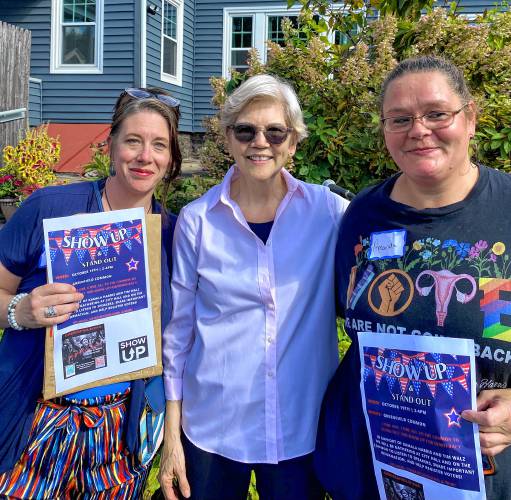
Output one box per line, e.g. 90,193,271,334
181,433,324,500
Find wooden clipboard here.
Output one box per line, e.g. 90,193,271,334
43,214,163,399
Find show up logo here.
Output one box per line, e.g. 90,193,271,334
118,335,149,363
364,348,471,398
49,221,144,264
375,355,448,381
61,228,128,249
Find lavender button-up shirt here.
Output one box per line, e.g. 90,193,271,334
163,166,349,463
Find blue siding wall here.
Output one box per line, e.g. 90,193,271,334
145,0,195,132
456,0,500,14
0,0,137,123
29,77,43,126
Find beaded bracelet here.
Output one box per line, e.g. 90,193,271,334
7,293,28,331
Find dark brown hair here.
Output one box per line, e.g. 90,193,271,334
110,87,182,210
380,56,475,115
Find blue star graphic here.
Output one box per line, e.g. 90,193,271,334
126,258,139,271
444,407,462,428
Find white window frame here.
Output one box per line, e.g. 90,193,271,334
50,0,103,74
160,0,184,86
223,6,346,78
223,6,299,78
227,14,255,74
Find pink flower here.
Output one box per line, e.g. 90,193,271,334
468,247,480,259
489,253,497,262
474,240,488,251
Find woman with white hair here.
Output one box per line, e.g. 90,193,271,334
159,74,349,500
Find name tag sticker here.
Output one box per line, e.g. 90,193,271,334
368,229,407,260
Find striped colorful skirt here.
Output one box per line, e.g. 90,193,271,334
0,391,148,499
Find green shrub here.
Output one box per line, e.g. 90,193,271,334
82,142,110,180
200,4,511,193
157,175,217,214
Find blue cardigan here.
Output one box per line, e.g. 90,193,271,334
0,180,174,474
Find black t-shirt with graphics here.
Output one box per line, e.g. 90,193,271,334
329,165,511,499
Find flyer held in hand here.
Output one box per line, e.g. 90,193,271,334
358,332,486,500
42,208,162,398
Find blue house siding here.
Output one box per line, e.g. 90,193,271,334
145,0,195,132
0,0,137,124
456,0,500,13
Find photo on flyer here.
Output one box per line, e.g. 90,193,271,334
62,324,107,379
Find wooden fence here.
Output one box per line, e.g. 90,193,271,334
0,21,31,163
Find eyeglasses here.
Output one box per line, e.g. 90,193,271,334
381,103,469,133
124,88,180,108
228,123,293,145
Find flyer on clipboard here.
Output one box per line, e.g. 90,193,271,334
358,332,486,500
43,207,157,395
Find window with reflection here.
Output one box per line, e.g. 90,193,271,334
230,16,253,73
163,0,178,77
61,0,96,65
51,0,102,73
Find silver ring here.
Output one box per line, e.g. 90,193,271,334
44,305,57,318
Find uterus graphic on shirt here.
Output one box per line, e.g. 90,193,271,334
347,235,511,344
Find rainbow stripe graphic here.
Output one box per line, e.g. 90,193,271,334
480,277,511,342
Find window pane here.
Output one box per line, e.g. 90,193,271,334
231,16,252,48
242,33,251,48
164,1,177,39
233,17,242,32
63,4,74,22
63,0,96,23
242,17,252,32
334,28,357,46
231,49,249,67
62,25,95,64
85,1,96,22
268,16,297,46
163,37,177,76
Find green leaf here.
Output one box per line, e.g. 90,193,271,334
491,132,505,140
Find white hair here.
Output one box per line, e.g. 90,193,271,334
220,74,308,143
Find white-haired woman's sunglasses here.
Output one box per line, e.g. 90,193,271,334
228,123,293,145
